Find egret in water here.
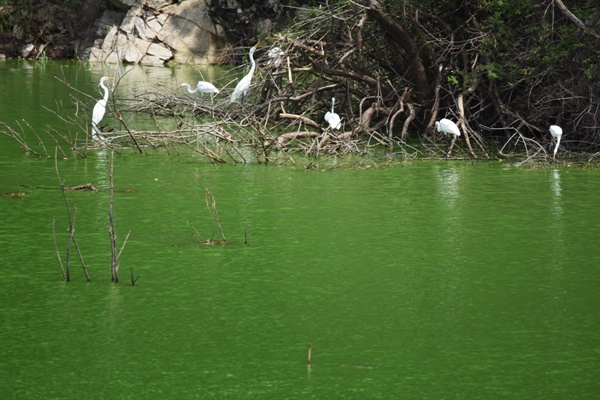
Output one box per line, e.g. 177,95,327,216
91,76,114,143
435,118,461,157
324,97,341,130
178,81,219,95
231,42,260,103
549,124,563,160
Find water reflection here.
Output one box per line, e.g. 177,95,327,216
550,169,563,217
548,169,566,272
87,63,230,98
436,166,462,239
94,149,109,186
545,169,569,339
438,167,460,207
432,165,467,338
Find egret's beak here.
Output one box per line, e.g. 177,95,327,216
253,42,260,48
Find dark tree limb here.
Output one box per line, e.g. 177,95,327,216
279,113,320,129
359,0,430,101
554,0,600,41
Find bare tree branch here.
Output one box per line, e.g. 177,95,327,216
554,0,600,40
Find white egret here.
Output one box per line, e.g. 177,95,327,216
178,81,219,95
324,97,341,130
91,76,114,143
549,125,563,160
435,118,461,157
230,42,260,103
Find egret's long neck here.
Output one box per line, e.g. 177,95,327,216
187,84,197,93
554,136,561,156
249,49,256,74
100,81,110,102
331,98,335,114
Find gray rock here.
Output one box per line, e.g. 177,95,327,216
85,0,227,65
146,42,172,60
20,44,35,58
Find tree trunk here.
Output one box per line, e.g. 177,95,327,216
362,0,430,101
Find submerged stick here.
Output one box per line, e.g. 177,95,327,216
116,231,131,262
52,217,67,281
55,147,89,281
66,183,97,191
108,150,119,282
307,343,312,364
71,205,91,281
107,150,131,282
0,121,42,156
130,265,139,286
204,186,227,243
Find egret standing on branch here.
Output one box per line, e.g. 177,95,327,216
91,76,114,143
324,97,341,130
549,125,563,160
435,118,461,158
230,42,260,103
177,81,219,96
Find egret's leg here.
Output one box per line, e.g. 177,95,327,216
445,135,457,158
552,137,561,160
92,122,105,144
444,135,451,157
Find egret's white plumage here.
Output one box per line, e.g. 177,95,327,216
549,124,563,159
231,43,259,103
324,97,341,130
178,81,219,95
436,118,461,157
435,118,461,137
91,76,114,142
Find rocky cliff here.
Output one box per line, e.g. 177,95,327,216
81,0,226,64
1,0,307,64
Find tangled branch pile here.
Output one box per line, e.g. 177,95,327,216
127,0,598,161
5,0,597,164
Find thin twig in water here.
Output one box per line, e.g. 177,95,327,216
203,185,227,243
107,150,131,282
52,217,67,281
54,147,90,281
108,150,119,282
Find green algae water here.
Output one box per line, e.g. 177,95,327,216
1,61,599,399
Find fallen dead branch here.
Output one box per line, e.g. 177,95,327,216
54,147,90,282
66,183,97,191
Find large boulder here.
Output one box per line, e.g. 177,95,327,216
84,0,226,65
81,0,309,65
157,1,226,64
